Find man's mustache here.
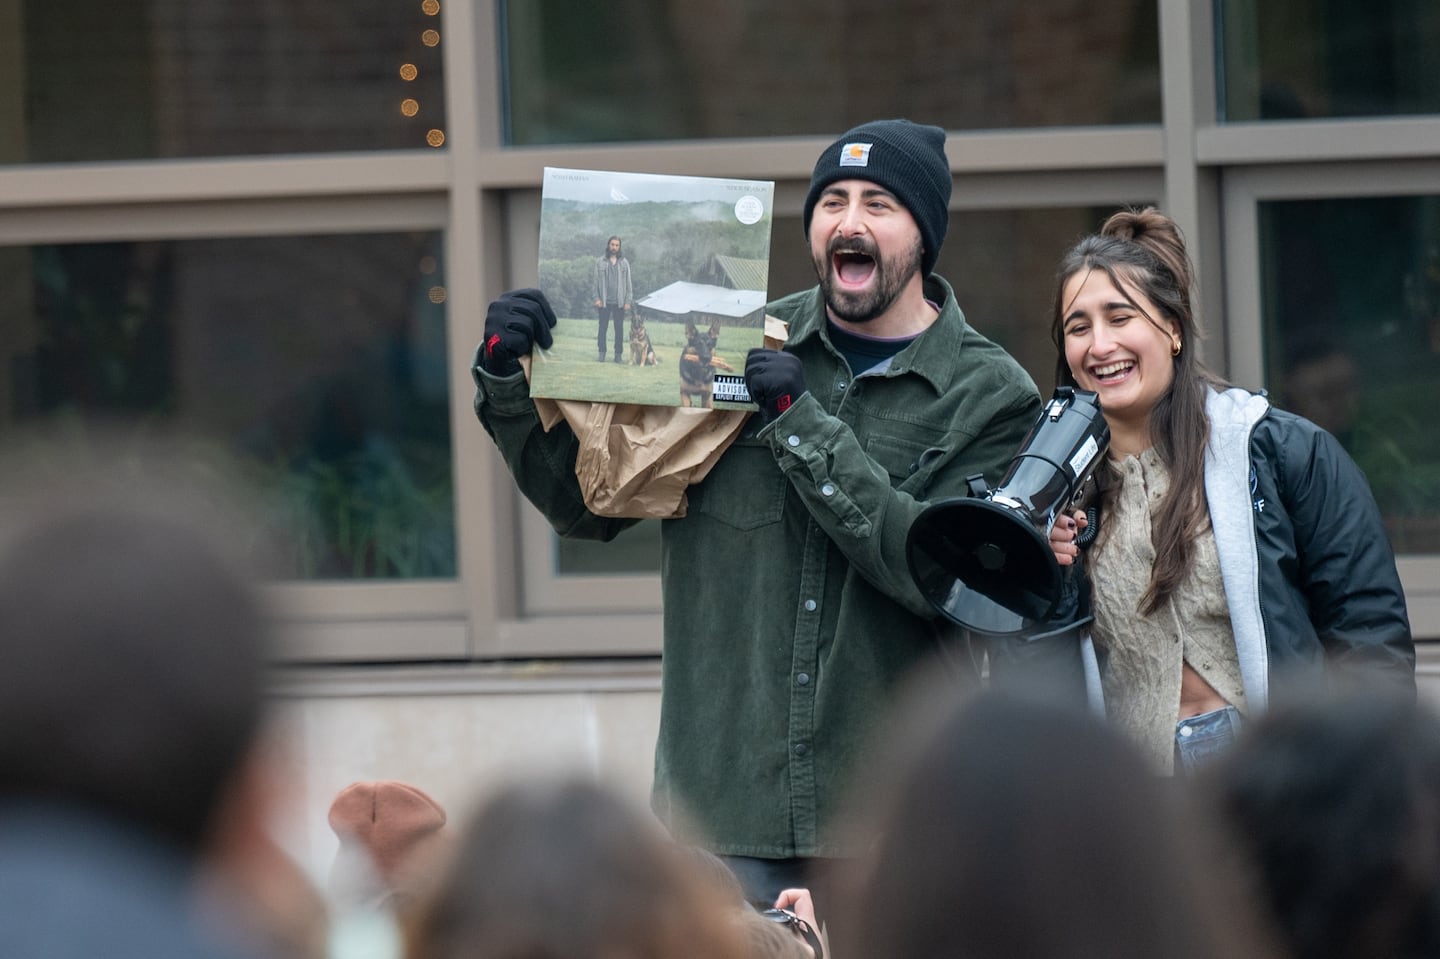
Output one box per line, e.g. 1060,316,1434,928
826,236,880,260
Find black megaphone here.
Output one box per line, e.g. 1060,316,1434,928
906,387,1109,636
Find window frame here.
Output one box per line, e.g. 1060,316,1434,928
1220,154,1440,637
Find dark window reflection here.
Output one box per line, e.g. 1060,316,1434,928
1218,0,1440,121
5,0,446,164
0,232,455,580
1261,196,1440,554
501,0,1160,145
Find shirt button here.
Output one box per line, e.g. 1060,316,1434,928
796,672,810,686
804,599,817,611
793,742,809,756
787,435,800,447
821,483,836,497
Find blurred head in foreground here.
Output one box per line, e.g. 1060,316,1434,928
406,776,748,959
1200,689,1440,959
0,433,273,854
829,686,1279,959
0,430,299,957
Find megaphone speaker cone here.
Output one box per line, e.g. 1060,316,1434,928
906,497,1064,635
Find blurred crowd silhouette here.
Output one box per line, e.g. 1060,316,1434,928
2,430,1436,959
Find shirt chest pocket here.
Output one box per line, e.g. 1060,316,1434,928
690,438,786,530
866,434,947,496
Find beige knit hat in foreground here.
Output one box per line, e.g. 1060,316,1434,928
328,780,447,886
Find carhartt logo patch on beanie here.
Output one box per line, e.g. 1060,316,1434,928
803,118,951,277
839,142,874,167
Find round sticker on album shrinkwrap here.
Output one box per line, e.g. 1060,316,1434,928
734,195,764,225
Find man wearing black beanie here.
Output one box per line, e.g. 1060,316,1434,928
473,119,1044,914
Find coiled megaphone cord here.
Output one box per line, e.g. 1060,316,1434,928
1075,505,1100,549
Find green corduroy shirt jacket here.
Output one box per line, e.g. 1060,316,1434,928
474,274,1041,857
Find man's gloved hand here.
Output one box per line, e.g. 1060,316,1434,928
477,288,557,378
744,348,807,424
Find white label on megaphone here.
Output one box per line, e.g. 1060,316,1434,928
1068,435,1100,479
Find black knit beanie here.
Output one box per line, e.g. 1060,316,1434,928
803,119,952,277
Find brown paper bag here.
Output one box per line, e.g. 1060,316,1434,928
524,316,787,519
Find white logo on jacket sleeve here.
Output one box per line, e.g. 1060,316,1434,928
1249,466,1266,513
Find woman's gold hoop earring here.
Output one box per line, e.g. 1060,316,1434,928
1171,340,1182,357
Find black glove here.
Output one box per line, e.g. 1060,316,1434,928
477,288,557,377
744,348,807,424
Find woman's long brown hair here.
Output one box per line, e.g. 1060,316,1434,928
1049,207,1228,615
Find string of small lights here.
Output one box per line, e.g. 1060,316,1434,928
399,0,444,148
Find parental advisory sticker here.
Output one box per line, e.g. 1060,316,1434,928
712,374,751,404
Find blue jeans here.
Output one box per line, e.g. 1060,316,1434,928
1174,705,1243,774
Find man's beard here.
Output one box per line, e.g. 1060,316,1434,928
813,233,923,324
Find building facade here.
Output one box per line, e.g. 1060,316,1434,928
2,0,1438,873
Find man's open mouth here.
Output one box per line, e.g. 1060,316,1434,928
833,249,877,287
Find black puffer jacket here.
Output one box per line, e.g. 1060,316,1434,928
1078,387,1414,712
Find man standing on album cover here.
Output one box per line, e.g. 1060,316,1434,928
594,234,632,364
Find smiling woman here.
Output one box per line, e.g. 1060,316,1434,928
1046,206,1414,776
1058,256,1181,454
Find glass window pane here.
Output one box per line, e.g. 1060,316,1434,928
1218,0,1440,121
0,231,455,580
501,1,1160,145
1260,196,1440,554
3,1,446,164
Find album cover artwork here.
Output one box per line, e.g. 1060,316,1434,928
529,167,774,410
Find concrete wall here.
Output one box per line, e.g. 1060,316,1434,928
267,661,662,885
269,647,1440,886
